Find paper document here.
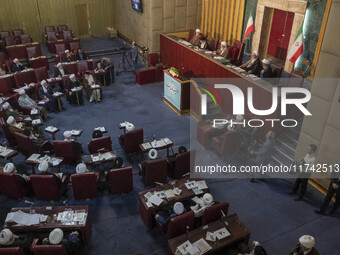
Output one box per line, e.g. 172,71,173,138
95,127,106,132
214,227,230,240
196,180,208,190
173,188,182,196
45,126,58,132
148,194,163,206
141,143,152,150
27,153,40,161
144,191,153,200
193,238,212,254
102,152,114,160
32,119,42,125
185,181,197,190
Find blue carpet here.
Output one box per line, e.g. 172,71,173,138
0,38,338,254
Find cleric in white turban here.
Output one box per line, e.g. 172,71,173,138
289,235,318,255
217,41,228,58
0,228,33,253
260,58,273,79
66,74,84,106
18,89,48,120
240,50,261,74
155,202,186,225
190,28,202,46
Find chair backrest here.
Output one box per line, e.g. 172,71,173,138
188,29,195,42
123,128,143,153
201,202,230,225
173,151,191,179
30,175,63,201
76,60,89,74
232,40,245,66
166,211,195,239
144,158,168,186
0,247,25,255
45,26,55,34
148,53,159,67
0,75,15,97
13,29,23,37
5,60,14,73
62,75,70,89
271,62,283,78
0,31,10,39
108,166,133,195
26,45,42,59
46,31,57,42
209,38,219,51
58,25,68,33
88,136,112,154
34,67,49,82
63,30,73,40
53,140,78,164
55,43,66,54
0,51,7,64
31,238,68,255
287,72,304,87
69,40,80,52
5,36,18,46
14,132,39,156
71,172,98,200
14,71,36,88
20,34,31,44
0,117,17,146
0,172,27,199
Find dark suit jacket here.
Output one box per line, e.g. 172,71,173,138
38,86,53,99
12,64,26,73
67,79,82,91
54,67,68,77
76,52,87,61
289,243,319,255
131,46,138,61
261,66,273,78
243,58,261,75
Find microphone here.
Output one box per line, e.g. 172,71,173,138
221,210,226,219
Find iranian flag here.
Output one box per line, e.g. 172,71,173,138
287,24,303,63
243,11,255,42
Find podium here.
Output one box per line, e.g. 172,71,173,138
163,69,190,115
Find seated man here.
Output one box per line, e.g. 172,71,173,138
76,48,88,61
40,228,80,255
18,89,47,120
190,28,201,46
7,116,25,135
11,58,27,72
3,102,26,122
39,80,59,113
289,235,318,255
67,74,84,106
54,62,68,78
3,162,29,182
62,50,73,63
155,202,186,226
23,127,45,147
83,71,101,102
216,41,228,58
259,59,273,78
37,161,69,191
95,61,105,85
0,228,33,254
190,193,214,217
63,131,83,155
240,51,261,75
195,37,208,50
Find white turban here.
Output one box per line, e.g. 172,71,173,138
4,163,16,173
0,229,13,245
76,163,87,174
262,59,270,65
70,74,75,79
49,228,64,245
65,50,70,54
57,63,62,68
253,51,259,56
2,102,10,109
202,193,213,205
63,131,72,138
299,235,315,249
38,161,49,173
173,202,184,215
41,80,47,86
13,58,19,63
221,41,227,47
6,116,14,125
19,89,25,95
196,29,201,33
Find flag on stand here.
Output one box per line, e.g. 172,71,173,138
287,24,303,63
243,11,255,42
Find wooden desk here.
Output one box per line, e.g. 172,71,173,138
25,154,64,173
140,138,174,157
82,151,118,166
0,145,18,162
168,213,250,255
4,205,91,244
139,178,209,228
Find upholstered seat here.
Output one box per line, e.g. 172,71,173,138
0,247,25,255
0,172,27,199
201,202,230,225
141,158,167,186
31,238,68,255
14,132,52,156
119,128,143,153
53,140,81,164
169,150,195,179
108,166,133,195
30,175,67,201
166,211,195,239
72,172,98,200
88,136,112,154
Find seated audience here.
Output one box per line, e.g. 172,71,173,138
2,102,26,122
195,37,208,50
11,58,27,72
39,80,58,113
18,89,47,120
216,41,228,58
259,59,273,78
101,57,114,84
0,66,6,76
83,71,101,102
190,193,214,217
190,28,201,46
63,50,73,62
155,202,186,226
63,131,83,155
67,74,84,105
54,62,68,77
0,228,33,254
76,48,87,61
40,228,81,255
289,235,318,255
240,51,261,75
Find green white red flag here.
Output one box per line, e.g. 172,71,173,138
287,24,303,63
243,12,255,42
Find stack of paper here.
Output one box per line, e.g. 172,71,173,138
164,189,175,200
102,152,114,160
0,148,13,157
95,127,106,132
196,180,208,190
45,126,58,132
71,130,81,135
5,211,41,226
185,181,197,190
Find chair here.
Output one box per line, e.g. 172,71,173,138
46,31,58,42
135,67,157,85
6,59,14,73
26,45,42,59
30,175,67,201
229,40,245,66
188,29,195,42
55,43,66,55
34,67,49,82
45,26,55,35
14,132,50,156
0,172,27,199
148,53,159,67
20,34,32,44
201,202,230,225
166,211,195,239
31,238,68,255
13,29,23,37
63,30,73,40
14,71,37,88
142,158,167,186
209,38,219,51
286,72,304,87
170,150,195,179
108,166,133,195
119,128,143,153
0,31,10,39
211,131,241,156
0,117,17,146
0,247,25,255
5,36,19,46
76,60,89,76
71,172,98,200
88,136,112,154
11,94,31,115
0,75,16,97
69,40,80,52
53,140,81,164
57,24,68,34
271,62,283,78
